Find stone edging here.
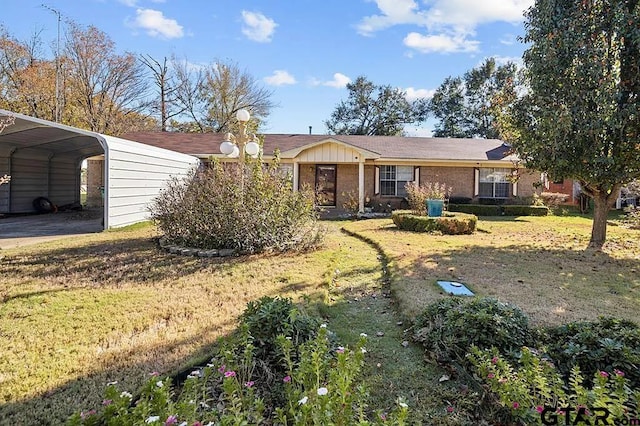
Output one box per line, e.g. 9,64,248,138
158,238,237,258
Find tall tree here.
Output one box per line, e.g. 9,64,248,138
200,60,275,133
325,76,429,136
509,0,640,249
64,24,152,135
430,76,467,138
0,27,57,120
430,58,520,138
139,55,185,132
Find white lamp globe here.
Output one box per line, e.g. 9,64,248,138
236,109,250,122
229,145,240,158
220,140,236,156
245,141,260,157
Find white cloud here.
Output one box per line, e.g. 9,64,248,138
119,0,138,6
358,0,533,54
264,70,296,86
404,87,435,101
488,55,523,67
131,8,184,39
241,11,277,43
403,32,479,53
318,73,351,88
357,0,426,36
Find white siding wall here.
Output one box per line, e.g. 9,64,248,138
104,136,199,229
7,149,50,212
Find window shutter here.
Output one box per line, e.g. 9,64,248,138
374,166,380,195
414,166,420,184
474,168,480,197
512,169,518,196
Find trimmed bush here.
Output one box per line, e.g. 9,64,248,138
540,317,640,389
449,196,472,204
413,297,533,364
448,204,549,216
449,204,502,216
392,210,477,234
149,160,324,254
502,205,549,216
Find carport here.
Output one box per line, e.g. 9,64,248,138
0,110,200,230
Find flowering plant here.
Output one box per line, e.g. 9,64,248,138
467,346,639,425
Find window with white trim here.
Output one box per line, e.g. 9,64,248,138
380,165,414,197
479,168,511,198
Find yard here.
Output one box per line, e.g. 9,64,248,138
1,213,639,424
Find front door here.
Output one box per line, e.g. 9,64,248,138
315,165,337,207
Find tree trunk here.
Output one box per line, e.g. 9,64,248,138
589,193,612,250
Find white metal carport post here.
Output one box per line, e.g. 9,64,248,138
358,158,365,213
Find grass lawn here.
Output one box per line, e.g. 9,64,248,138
1,213,639,425
342,213,640,326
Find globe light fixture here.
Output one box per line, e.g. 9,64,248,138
219,109,262,164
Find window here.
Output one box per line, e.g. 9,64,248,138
380,165,414,197
479,168,510,198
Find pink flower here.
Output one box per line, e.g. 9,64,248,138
498,378,507,384
165,415,178,425
536,406,544,413
283,375,291,383
224,371,236,378
193,422,202,426
512,402,520,409
491,357,498,364
150,371,160,376
614,369,625,377
379,413,387,420
102,399,112,406
218,365,226,373
245,381,254,388
336,346,345,354
80,410,96,419
446,406,454,413
599,371,609,378
487,373,495,379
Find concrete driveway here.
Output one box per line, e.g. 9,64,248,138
0,210,103,250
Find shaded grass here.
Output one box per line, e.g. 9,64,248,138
342,215,640,326
0,222,381,425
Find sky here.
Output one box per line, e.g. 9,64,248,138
1,0,534,136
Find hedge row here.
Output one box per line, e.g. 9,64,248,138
392,210,477,234
448,204,549,216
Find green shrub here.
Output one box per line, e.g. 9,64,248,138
239,296,320,387
449,196,472,204
391,210,477,234
468,346,639,426
448,204,549,216
449,204,502,216
502,205,549,216
149,159,324,254
413,298,532,364
540,317,640,389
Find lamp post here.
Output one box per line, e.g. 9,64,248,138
219,109,261,168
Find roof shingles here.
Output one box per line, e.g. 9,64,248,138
121,132,517,162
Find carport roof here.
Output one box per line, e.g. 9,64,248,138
0,109,105,160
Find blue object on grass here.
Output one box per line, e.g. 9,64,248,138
437,280,474,296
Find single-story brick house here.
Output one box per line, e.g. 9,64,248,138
115,132,543,214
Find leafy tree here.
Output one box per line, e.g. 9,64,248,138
509,0,640,249
430,58,520,138
0,27,57,120
325,76,429,136
429,76,467,138
64,23,153,135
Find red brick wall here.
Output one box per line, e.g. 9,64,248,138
86,159,104,207
420,166,475,199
